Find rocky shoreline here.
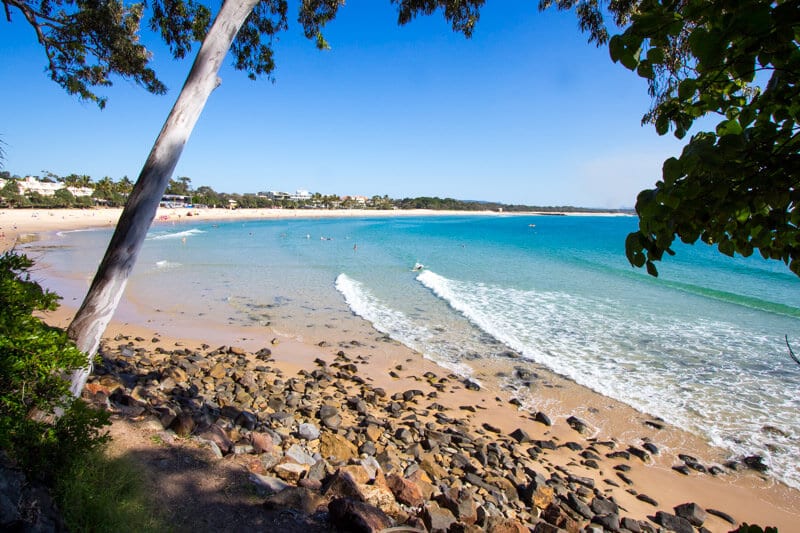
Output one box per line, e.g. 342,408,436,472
79,332,779,533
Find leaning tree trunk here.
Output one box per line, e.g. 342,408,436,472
67,0,260,397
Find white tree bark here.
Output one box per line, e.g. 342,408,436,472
68,0,260,396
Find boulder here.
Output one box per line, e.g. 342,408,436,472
422,501,457,533
674,502,707,527
320,432,358,464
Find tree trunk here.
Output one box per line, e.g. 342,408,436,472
67,0,260,396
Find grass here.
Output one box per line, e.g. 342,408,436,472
54,446,168,532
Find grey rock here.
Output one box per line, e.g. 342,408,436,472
297,422,320,441
674,502,706,526
707,508,737,524
534,411,552,426
654,511,694,533
566,416,588,434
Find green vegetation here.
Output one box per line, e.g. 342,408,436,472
0,250,109,479
0,250,165,529
0,171,629,213
547,0,800,276
55,448,167,532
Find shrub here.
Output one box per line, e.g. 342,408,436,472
0,250,109,482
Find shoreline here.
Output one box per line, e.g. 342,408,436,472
6,207,800,529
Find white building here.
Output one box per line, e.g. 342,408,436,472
2,176,94,197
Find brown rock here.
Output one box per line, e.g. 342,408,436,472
208,362,227,379
422,501,457,533
437,487,478,525
487,516,529,533
273,462,308,483
250,431,275,454
196,424,233,455
320,432,358,463
419,453,448,482
163,366,187,383
386,474,425,507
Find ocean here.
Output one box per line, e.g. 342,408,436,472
32,213,800,489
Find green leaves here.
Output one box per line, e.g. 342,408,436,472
0,252,109,482
599,0,800,277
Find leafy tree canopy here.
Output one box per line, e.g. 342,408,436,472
547,0,800,276
2,0,486,107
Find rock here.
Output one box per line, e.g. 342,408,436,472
386,474,425,507
534,411,552,426
743,455,769,472
437,487,478,525
249,473,290,494
486,516,529,533
707,508,736,525
592,512,620,532
566,416,589,434
566,492,593,519
320,433,359,463
672,465,691,476
590,496,619,516
284,444,316,466
627,446,651,463
196,423,233,455
263,486,322,514
510,428,531,443
250,431,275,454
653,511,694,533
234,410,257,430
674,502,706,526
163,366,187,383
329,497,393,533
169,412,195,437
273,462,308,483
620,517,644,532
319,405,342,430
208,362,227,379
422,501,457,533
635,493,658,506
541,502,579,531
464,379,481,391
642,442,659,455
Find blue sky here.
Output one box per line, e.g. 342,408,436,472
0,1,687,208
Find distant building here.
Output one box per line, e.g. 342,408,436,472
160,194,191,208
6,176,94,198
291,189,312,201
261,191,291,201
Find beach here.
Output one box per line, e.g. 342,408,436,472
5,207,800,531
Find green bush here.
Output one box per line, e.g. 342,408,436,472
0,250,109,482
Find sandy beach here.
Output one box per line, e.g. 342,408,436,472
5,207,800,531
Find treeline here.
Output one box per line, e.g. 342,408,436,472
0,171,630,213
394,196,632,214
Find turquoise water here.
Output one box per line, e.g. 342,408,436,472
34,214,800,488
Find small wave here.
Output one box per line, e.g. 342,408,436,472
335,273,473,376
155,260,181,269
55,228,100,237
148,228,205,241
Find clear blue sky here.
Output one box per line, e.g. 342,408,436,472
0,1,687,208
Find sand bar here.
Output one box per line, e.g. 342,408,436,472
6,207,800,530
